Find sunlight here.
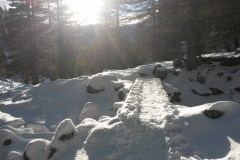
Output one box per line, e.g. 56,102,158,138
68,0,103,24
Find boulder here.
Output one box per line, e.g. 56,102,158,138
209,87,223,95
155,67,168,80
59,131,74,141
87,74,117,94
138,72,148,77
170,92,181,102
152,64,162,75
118,88,129,100
113,82,124,91
234,87,240,93
173,70,179,76
6,151,22,160
24,139,49,160
23,152,29,160
173,59,182,68
203,109,224,119
3,139,12,146
226,76,232,81
48,147,57,159
235,47,240,54
197,74,206,84
87,85,104,94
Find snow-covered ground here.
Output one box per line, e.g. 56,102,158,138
1,55,240,159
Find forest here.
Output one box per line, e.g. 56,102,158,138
0,0,240,84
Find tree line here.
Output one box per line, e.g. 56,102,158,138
0,0,240,84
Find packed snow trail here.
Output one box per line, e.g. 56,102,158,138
138,78,170,126
114,78,172,159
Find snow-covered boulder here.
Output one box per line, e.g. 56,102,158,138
6,151,22,160
155,67,168,80
113,102,124,112
0,111,25,128
203,109,224,119
87,74,117,93
152,64,162,75
112,81,124,91
85,119,125,159
76,118,98,135
48,119,77,159
118,88,129,100
79,102,103,123
0,129,18,146
24,139,50,160
163,83,181,102
25,124,49,133
209,87,223,95
5,119,25,128
203,101,240,119
207,101,240,113
98,116,121,125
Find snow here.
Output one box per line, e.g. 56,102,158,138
87,73,117,90
202,52,240,58
25,139,50,160
1,52,240,159
79,102,104,123
6,151,22,160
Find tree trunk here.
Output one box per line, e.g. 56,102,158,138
151,0,158,61
31,0,39,85
187,1,198,71
57,0,64,78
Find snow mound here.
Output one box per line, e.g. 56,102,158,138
76,118,98,135
87,73,117,91
0,129,18,145
173,101,240,159
113,102,124,111
24,139,50,160
0,111,25,128
50,119,77,150
6,151,22,160
85,119,126,159
207,101,240,113
25,124,49,133
79,102,103,123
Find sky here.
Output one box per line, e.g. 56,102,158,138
68,0,102,24
0,0,102,25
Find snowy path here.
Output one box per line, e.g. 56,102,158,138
74,78,173,160
138,78,170,126
116,78,172,159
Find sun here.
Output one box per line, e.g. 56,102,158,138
68,0,103,24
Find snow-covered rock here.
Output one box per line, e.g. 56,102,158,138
50,119,77,150
6,151,22,160
0,129,18,146
113,102,124,112
24,139,50,160
25,124,49,133
87,74,117,93
0,112,25,128
76,118,98,135
79,102,103,123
